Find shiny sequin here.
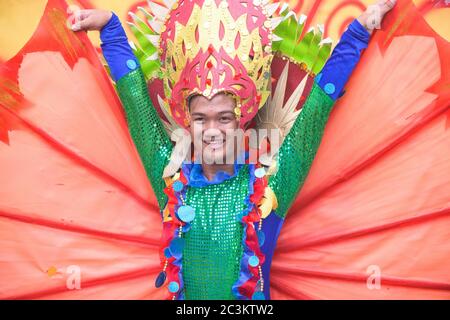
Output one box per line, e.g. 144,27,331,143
252,291,265,300
254,167,266,178
169,237,185,258
126,59,137,70
177,205,196,222
168,281,180,293
324,82,336,95
164,247,172,258
173,180,184,192
249,255,260,267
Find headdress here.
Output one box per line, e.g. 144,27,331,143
158,0,275,128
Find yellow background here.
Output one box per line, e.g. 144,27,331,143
0,0,449,62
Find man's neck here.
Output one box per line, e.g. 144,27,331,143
201,163,235,181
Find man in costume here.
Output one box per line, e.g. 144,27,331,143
70,0,395,300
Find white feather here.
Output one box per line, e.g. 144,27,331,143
145,34,160,46
148,1,170,20
320,37,333,45
317,24,324,34
272,34,283,42
255,62,306,146
271,17,283,30
137,6,152,19
279,3,289,14
148,18,163,33
265,3,279,16
163,0,177,9
298,14,307,25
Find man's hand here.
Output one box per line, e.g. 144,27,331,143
358,0,396,33
68,7,112,32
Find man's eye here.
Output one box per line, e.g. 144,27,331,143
220,117,232,123
193,118,204,123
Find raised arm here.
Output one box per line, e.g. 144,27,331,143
268,19,370,218
99,13,173,209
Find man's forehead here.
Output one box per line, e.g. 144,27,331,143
188,93,236,110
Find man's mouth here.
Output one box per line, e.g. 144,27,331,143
203,139,225,150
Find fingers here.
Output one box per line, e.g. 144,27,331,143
71,15,85,32
366,5,381,30
68,8,93,32
378,0,396,15
359,0,396,32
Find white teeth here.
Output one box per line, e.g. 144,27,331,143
203,140,224,150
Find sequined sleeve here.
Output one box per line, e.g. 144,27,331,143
116,69,173,209
268,83,334,218
268,19,370,218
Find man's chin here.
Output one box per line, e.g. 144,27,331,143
202,150,229,165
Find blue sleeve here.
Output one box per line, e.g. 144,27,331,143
100,13,140,82
315,19,370,101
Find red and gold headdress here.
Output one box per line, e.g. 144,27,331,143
153,0,274,128
129,0,332,136
160,0,272,125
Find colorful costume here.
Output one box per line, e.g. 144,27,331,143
0,0,449,300
102,0,370,300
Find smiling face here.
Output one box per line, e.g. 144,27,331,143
188,93,242,165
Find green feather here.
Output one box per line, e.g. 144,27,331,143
272,7,332,75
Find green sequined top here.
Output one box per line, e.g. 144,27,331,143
115,68,334,299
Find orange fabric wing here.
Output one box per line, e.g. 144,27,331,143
0,0,164,299
271,0,450,299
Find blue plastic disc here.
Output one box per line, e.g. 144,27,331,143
168,281,180,293
252,291,265,300
155,271,166,288
169,237,185,258
177,205,196,223
248,255,260,267
126,59,137,70
163,247,172,258
172,180,184,192
182,223,191,233
254,167,266,178
257,230,265,246
324,82,336,95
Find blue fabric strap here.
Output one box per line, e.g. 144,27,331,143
316,19,370,101
100,13,139,82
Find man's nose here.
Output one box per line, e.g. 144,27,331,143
203,119,218,131
203,128,222,140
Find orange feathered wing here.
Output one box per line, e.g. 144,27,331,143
0,0,448,299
